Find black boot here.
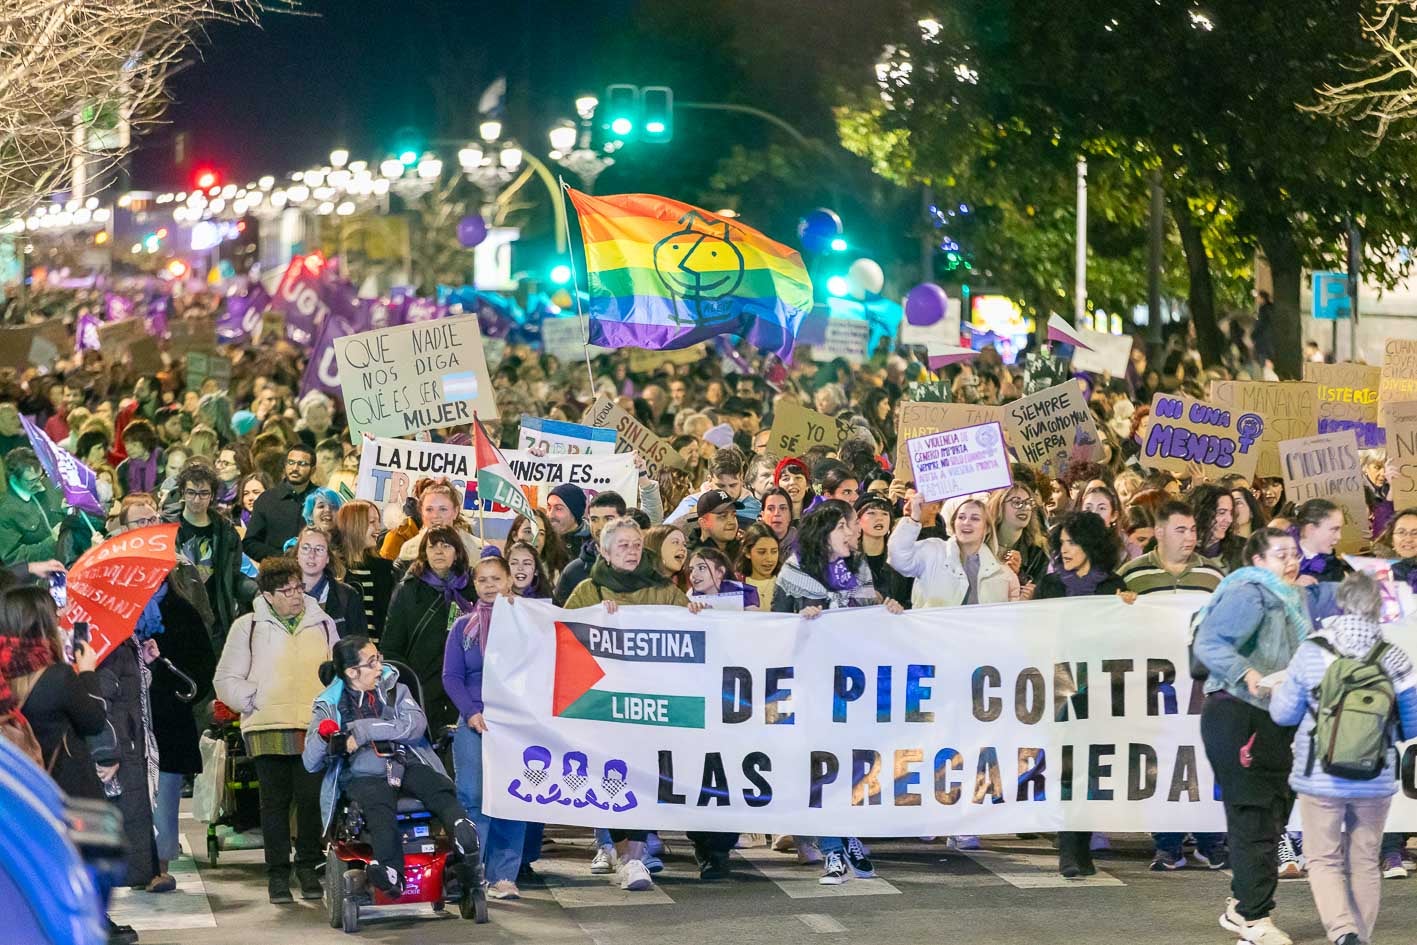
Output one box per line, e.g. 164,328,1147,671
365,860,403,898
267,870,293,903
295,865,323,900
107,916,139,945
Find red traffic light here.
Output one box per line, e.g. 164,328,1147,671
193,168,220,190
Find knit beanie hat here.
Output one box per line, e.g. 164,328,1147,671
231,410,258,437
773,456,809,486
550,482,587,524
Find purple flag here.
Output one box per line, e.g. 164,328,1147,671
19,415,104,516
273,255,329,345
218,283,270,345
404,297,445,324
104,292,134,323
75,311,101,353
301,308,358,397
146,296,170,339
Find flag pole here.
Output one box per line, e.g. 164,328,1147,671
558,176,597,395
473,414,487,546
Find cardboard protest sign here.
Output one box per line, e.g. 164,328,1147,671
0,322,67,370
186,351,232,391
1380,338,1417,420
767,399,855,458
1304,362,1384,449
1139,392,1264,482
355,436,637,534
518,415,617,455
895,401,1006,482
906,421,1013,503
96,317,147,352
628,344,706,374
1001,381,1102,476
812,317,870,365
1069,328,1134,376
166,315,217,356
582,395,686,477
540,316,590,362
1386,399,1417,508
1279,430,1370,549
1207,380,1319,479
127,336,163,373
334,313,499,441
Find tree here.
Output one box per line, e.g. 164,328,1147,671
0,0,280,219
831,2,1417,376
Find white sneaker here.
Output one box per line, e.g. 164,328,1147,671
736,833,767,848
619,859,653,891
771,834,796,853
590,844,617,875
818,850,850,885
1219,898,1293,945
1277,835,1304,879
487,880,520,900
796,840,823,865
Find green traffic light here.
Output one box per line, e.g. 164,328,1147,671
550,264,572,285
829,237,848,252
610,117,633,136
399,150,417,165
645,120,666,134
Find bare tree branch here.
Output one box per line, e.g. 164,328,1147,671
0,0,294,219
1309,0,1417,140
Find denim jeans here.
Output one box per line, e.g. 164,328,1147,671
154,771,185,864
452,723,526,884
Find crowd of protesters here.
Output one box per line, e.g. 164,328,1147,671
1,290,1416,945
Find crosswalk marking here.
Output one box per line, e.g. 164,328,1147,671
108,837,218,930
730,847,901,899
958,849,1124,889
535,854,677,908
797,913,847,933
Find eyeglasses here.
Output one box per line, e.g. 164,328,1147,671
183,489,212,499
354,653,383,671
272,584,305,598
297,543,326,555
1006,497,1035,510
127,515,161,528
286,458,313,468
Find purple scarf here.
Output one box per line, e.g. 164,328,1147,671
124,449,159,494
825,556,859,591
461,597,496,651
420,568,473,614
1057,565,1108,597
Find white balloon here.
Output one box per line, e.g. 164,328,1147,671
847,257,885,297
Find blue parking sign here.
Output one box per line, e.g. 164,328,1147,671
1312,271,1351,320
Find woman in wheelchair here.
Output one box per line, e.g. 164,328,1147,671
303,635,481,898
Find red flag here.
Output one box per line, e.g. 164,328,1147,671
60,524,179,662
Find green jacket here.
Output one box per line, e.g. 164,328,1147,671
0,485,59,566
564,578,688,609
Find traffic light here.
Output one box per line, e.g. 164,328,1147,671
193,167,220,191
549,263,572,285
603,84,640,140
641,86,674,143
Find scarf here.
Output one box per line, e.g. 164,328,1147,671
1056,565,1108,597
124,449,159,494
775,554,880,610
419,568,473,614
588,549,670,594
1198,565,1312,642
1316,613,1416,686
0,635,57,714
134,581,169,641
825,556,860,591
461,597,496,651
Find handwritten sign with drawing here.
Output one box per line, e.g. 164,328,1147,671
906,421,1013,503
1002,381,1101,476
767,400,854,458
1140,392,1264,482
1380,338,1417,421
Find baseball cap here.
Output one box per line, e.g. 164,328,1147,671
854,493,894,517
691,488,736,520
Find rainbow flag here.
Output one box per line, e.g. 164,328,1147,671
565,188,812,359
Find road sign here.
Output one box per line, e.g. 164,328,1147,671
1312,271,1351,321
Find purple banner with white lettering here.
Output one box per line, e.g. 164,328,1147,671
19,414,104,516
75,311,101,353
301,304,362,397
104,292,134,323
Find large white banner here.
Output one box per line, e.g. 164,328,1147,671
356,436,638,529
483,594,1417,834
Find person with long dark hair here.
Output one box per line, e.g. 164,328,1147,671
506,540,553,599
382,525,475,731
305,635,481,900
773,499,903,885
1190,483,1244,572
988,482,1048,596
1192,527,1316,945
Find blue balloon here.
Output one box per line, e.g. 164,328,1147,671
797,207,842,254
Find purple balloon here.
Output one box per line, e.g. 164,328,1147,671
456,214,487,248
905,282,949,326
